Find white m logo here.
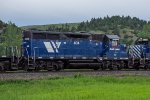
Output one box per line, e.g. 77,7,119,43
44,41,61,53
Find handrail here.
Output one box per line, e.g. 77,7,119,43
142,46,145,64
33,47,38,66
4,47,6,57
25,47,29,65
15,46,20,63
11,46,15,62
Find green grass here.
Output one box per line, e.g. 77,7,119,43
1,75,150,100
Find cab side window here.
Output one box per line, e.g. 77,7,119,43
112,40,118,47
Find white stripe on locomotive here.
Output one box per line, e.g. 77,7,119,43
129,45,142,58
133,45,141,54
56,42,61,48
44,41,61,53
44,42,54,53
132,46,141,58
51,41,58,53
132,46,140,58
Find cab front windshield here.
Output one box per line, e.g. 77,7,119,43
111,40,118,48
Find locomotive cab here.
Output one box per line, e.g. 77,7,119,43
103,35,128,60
108,35,119,49
111,39,119,48
102,34,128,70
135,38,149,45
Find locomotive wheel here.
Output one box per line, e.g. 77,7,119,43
144,65,150,70
93,66,99,70
46,62,54,71
35,67,40,72
135,66,139,70
102,62,109,70
134,65,140,70
117,64,122,70
23,60,28,71
23,65,35,72
144,65,148,70
54,61,64,71
47,65,54,71
54,64,60,71
108,65,113,70
117,66,121,70
136,67,139,70
34,61,44,71
119,61,126,70
0,66,4,72
101,66,106,70
0,62,8,72
133,62,140,70
23,66,27,71
100,63,106,70
53,63,61,71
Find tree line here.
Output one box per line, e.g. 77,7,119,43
0,21,22,56
46,16,149,33
78,16,149,32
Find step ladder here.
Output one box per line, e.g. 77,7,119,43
27,58,35,69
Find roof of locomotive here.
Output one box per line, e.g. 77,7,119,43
24,30,120,41
24,30,91,36
136,37,149,41
106,35,120,40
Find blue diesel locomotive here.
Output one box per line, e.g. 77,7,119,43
128,38,150,69
21,30,128,71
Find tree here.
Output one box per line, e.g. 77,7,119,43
0,20,3,29
77,15,147,34
137,31,150,38
137,24,150,38
71,26,76,32
122,30,127,34
0,22,22,48
143,24,150,32
0,20,7,29
112,27,120,36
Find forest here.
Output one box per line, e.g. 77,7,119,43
0,21,22,52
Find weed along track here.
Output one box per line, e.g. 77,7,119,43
1,70,150,80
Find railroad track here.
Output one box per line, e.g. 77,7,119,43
1,69,150,80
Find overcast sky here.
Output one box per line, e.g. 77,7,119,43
0,0,150,26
